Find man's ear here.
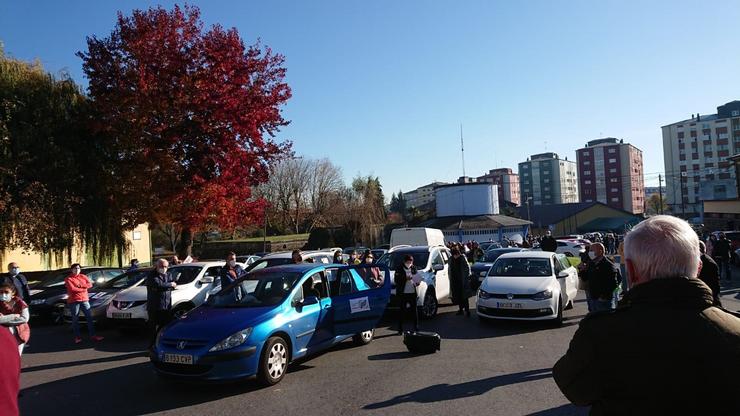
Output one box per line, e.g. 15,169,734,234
696,259,702,279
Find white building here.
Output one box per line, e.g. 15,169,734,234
662,101,740,217
518,152,579,206
403,181,447,208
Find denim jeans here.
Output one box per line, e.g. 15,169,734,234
69,301,96,338
591,298,616,313
717,259,732,280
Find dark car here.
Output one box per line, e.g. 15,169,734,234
470,248,530,290
29,267,125,324
63,268,152,324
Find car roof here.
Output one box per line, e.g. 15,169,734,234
388,245,445,253
249,263,323,274
170,261,225,268
498,251,556,259
260,251,331,259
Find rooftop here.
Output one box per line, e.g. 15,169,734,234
421,214,532,230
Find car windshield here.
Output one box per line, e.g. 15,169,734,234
376,251,429,269
38,270,96,288
484,249,520,263
99,270,149,289
208,271,302,308
490,258,552,277
244,258,291,273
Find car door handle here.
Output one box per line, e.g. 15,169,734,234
323,305,331,309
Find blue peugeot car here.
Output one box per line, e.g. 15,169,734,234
151,263,390,385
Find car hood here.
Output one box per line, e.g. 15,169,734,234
112,286,147,302
481,276,555,295
162,305,279,341
29,286,67,300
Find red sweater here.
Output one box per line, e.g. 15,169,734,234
65,274,92,304
0,329,19,416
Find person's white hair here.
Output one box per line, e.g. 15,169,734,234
623,215,700,281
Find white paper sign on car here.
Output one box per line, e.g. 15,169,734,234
349,296,370,314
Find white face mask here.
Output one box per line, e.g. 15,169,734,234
9,267,19,276
588,252,597,260
0,293,12,302
404,262,413,269
227,260,236,268
157,267,167,274
365,258,373,264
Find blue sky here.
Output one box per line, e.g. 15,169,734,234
2,0,739,196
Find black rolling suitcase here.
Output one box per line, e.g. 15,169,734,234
403,331,441,354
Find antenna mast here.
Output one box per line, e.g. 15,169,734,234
460,124,466,178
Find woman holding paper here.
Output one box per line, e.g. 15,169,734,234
394,254,419,335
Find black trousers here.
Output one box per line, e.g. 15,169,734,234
458,295,470,312
398,293,418,332
148,309,173,346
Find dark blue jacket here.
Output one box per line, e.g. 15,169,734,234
219,264,246,288
146,270,176,312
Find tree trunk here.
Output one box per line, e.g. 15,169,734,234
178,228,194,259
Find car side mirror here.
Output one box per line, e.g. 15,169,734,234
432,264,444,272
303,296,319,306
557,271,569,278
201,276,215,284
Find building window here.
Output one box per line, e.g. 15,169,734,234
611,187,618,192
583,160,591,166
608,148,616,154
610,178,618,183
608,158,617,163
609,168,617,173
732,110,740,117
611,197,619,202
583,170,591,176
581,151,589,157
584,180,592,185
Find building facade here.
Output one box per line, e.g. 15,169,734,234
518,152,578,206
662,101,740,217
475,168,521,206
576,138,644,214
402,181,447,208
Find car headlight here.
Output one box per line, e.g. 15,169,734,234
478,289,492,299
209,328,253,352
532,289,553,301
30,299,47,305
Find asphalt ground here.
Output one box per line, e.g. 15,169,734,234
17,267,740,416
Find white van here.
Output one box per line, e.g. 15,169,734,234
390,227,445,249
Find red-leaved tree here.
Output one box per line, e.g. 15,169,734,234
78,4,292,256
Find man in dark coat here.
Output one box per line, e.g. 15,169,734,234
448,248,472,317
2,262,30,304
579,243,620,313
220,252,246,288
146,258,177,346
553,215,740,415
540,231,558,252
698,241,721,305
711,233,732,281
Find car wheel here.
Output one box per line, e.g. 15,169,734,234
419,288,438,319
51,303,66,325
171,304,193,319
258,336,289,386
552,297,564,327
352,329,374,346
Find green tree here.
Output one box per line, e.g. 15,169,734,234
645,193,668,216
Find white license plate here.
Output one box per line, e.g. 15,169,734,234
497,302,523,309
112,312,132,319
163,353,193,365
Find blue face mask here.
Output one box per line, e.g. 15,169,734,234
0,293,12,302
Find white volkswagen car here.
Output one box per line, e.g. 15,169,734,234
106,261,225,325
476,252,579,325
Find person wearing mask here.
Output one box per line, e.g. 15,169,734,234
146,258,176,346
553,215,740,415
711,233,732,281
348,250,361,265
579,243,621,313
126,259,140,273
358,252,383,288
65,264,103,344
0,328,19,416
541,231,558,253
394,254,419,335
449,248,472,317
2,263,30,305
219,252,246,288
698,241,721,305
332,250,345,264
291,250,304,264
0,284,30,356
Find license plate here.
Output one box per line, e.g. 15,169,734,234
497,302,523,309
163,353,193,365
112,312,132,319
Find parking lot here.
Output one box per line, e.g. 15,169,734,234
18,269,740,416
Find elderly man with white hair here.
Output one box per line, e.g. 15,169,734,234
553,215,740,415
